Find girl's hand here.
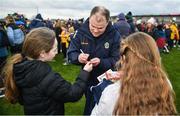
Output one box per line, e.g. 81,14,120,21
83,62,93,72
106,71,124,80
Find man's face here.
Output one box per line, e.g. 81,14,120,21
89,13,108,37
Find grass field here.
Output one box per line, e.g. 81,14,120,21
0,48,179,115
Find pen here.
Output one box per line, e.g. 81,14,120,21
80,49,84,54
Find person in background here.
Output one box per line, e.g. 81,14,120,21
54,19,62,54
67,23,75,40
0,20,9,66
60,24,70,65
45,18,53,29
2,27,93,115
68,6,121,115
29,13,46,30
136,19,146,32
164,23,172,50
156,24,169,53
5,15,24,54
91,32,177,115
170,21,179,48
114,13,131,38
126,11,136,33
177,24,180,47
0,21,9,89
145,17,156,37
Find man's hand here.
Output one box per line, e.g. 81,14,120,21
90,57,100,67
78,53,89,64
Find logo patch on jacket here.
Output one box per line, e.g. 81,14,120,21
81,39,88,45
104,42,109,49
81,42,88,45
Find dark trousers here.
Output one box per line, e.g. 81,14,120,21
168,39,174,49
178,40,180,46
57,38,62,53
61,43,67,58
83,87,96,115
0,56,7,87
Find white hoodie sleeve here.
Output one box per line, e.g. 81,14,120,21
91,81,121,116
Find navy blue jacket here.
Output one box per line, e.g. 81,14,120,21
0,26,9,57
68,19,121,86
29,14,45,30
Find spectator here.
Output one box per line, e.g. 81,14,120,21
54,19,62,53
165,23,172,49
29,13,46,30
5,15,24,54
156,24,169,53
126,11,136,33
114,13,131,38
60,24,70,65
0,21,9,88
170,21,179,47
45,18,53,29
145,17,158,40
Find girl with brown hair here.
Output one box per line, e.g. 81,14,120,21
2,27,93,115
91,32,177,115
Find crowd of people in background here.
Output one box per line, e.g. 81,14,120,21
0,12,179,65
0,7,179,114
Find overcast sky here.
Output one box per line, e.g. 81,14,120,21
0,0,180,19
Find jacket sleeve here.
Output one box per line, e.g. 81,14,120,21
40,69,90,103
67,31,82,65
20,29,25,42
98,32,121,71
6,27,15,46
91,82,120,115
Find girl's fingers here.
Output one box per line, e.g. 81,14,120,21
106,71,124,80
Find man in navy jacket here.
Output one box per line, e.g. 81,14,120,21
67,6,121,115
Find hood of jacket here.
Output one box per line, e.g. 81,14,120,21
118,13,126,20
35,13,43,21
13,58,51,88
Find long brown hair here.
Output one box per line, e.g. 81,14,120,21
113,32,177,115
2,27,55,104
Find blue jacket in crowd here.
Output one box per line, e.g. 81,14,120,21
6,24,24,46
0,27,8,57
29,14,45,30
114,13,131,38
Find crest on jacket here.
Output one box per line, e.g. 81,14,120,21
104,42,109,49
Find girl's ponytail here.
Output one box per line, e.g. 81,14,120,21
2,53,23,104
